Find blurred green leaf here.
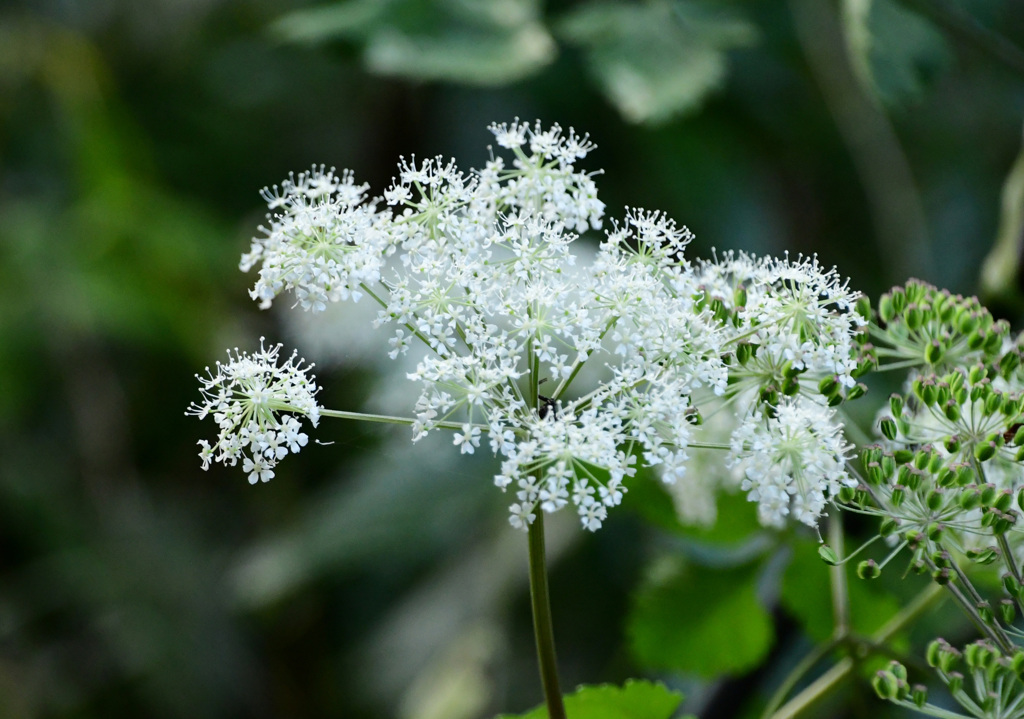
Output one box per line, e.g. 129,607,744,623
627,473,763,547
498,679,683,719
627,556,773,677
271,0,392,42
559,0,756,124
273,0,556,85
841,0,950,106
780,539,901,642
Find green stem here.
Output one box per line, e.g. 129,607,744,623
318,408,483,432
828,513,850,637
528,514,566,719
770,582,944,719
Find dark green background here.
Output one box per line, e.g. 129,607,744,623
3,1,1024,717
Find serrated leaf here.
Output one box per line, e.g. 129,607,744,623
559,0,756,124
781,539,901,642
498,679,682,719
627,558,773,677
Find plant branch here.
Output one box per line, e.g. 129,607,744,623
770,582,944,719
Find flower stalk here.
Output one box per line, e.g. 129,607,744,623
528,512,566,719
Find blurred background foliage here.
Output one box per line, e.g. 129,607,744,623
3,0,1024,718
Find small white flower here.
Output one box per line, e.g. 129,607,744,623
453,424,482,454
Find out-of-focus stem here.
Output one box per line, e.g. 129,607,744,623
770,582,944,719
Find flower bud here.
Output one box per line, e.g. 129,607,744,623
905,304,924,331
959,487,982,511
936,467,958,488
969,363,987,384
986,329,1003,353
880,453,896,477
981,483,998,506
975,441,998,462
994,489,1014,512
855,295,872,320
911,684,927,709
879,294,895,323
925,339,944,365
999,350,1020,378
968,328,987,351
879,417,898,441
1012,650,1024,678
890,484,906,507
956,463,975,486
893,449,915,465
1004,572,1021,597
846,382,867,401
733,286,747,309
818,544,839,565
818,375,840,398
966,546,999,565
944,399,961,422
946,671,963,694
1001,598,1016,625
735,342,756,365
889,394,904,418
985,391,1004,416
872,670,900,700
781,376,800,396
977,601,995,625
857,559,881,579
880,517,900,537
865,461,884,486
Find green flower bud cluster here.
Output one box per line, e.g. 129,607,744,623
851,444,978,540
872,660,928,709
726,336,869,412
879,639,1024,716
882,366,1024,470
928,639,1024,715
873,280,1010,371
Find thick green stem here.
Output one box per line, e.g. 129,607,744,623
528,514,566,719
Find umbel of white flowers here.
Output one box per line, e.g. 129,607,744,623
189,120,867,531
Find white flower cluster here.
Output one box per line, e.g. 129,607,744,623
187,339,321,484
209,120,865,531
730,399,854,528
240,167,390,312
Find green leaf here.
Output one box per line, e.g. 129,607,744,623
559,0,756,124
498,679,682,719
781,539,901,642
841,0,950,107
627,473,762,547
272,0,556,86
363,25,556,85
271,0,392,44
627,557,773,677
